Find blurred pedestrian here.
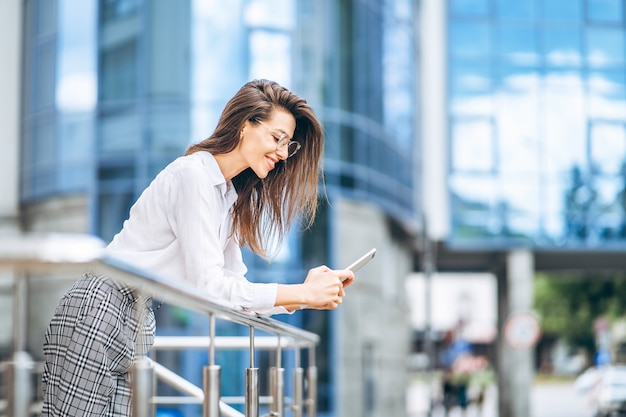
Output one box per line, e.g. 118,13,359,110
42,79,354,416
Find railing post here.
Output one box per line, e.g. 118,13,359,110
292,346,304,417
7,271,33,417
131,357,154,417
245,325,259,417
204,313,221,417
270,335,285,417
306,346,317,417
5,351,33,417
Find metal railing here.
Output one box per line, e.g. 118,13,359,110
0,233,320,417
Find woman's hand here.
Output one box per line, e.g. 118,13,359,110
301,265,354,310
275,266,355,311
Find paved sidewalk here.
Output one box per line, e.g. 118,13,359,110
407,378,593,417
407,380,496,417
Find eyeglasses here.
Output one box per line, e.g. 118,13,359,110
256,120,301,158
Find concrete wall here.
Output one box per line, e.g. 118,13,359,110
0,0,22,357
334,199,413,417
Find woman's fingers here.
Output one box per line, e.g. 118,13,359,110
302,265,358,310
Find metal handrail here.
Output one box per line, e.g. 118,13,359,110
0,233,319,345
0,233,319,417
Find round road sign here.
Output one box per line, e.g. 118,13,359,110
503,312,541,350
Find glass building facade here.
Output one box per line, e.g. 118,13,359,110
19,1,417,416
447,0,626,250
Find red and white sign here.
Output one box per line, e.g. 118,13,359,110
503,312,541,350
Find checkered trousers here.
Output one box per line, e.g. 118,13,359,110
42,272,156,417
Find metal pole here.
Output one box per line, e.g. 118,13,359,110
131,357,154,417
270,367,285,417
204,313,221,417
245,325,259,417
421,215,436,417
270,335,284,416
13,272,26,352
8,271,32,417
6,351,33,417
306,346,317,417
204,365,221,417
293,346,304,417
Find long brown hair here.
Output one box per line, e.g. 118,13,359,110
185,79,324,257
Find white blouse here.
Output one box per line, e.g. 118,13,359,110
106,151,285,315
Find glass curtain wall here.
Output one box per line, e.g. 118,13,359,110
448,0,626,249
322,0,417,229
21,0,97,201
97,0,191,241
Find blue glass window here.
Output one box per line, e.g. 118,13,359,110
100,0,140,22
248,31,292,86
498,174,541,237
451,119,494,172
590,123,626,175
588,70,626,119
588,0,623,22
586,27,625,68
542,70,586,173
541,0,582,21
450,62,493,115
449,0,490,15
449,21,492,58
497,24,539,65
449,175,498,235
543,27,582,67
496,0,535,20
99,112,140,153
100,40,138,101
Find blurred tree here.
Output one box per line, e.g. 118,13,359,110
534,272,626,354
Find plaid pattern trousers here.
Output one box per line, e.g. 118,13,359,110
42,272,155,417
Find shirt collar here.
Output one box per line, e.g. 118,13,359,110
196,151,238,203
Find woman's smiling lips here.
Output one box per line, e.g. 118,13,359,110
266,156,278,170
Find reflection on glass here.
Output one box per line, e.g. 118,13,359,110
451,62,492,93
541,0,582,21
100,0,139,22
496,0,535,19
244,0,294,29
450,174,497,236
498,24,538,65
591,123,626,175
588,0,623,23
100,40,137,102
542,70,585,175
99,112,140,153
543,27,582,67
450,0,490,15
57,0,97,112
588,70,626,119
249,31,292,88
586,28,625,68
499,175,541,229
451,119,494,171
449,22,492,58
450,63,493,115
383,1,414,149
595,176,622,206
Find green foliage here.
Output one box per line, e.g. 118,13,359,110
534,272,626,353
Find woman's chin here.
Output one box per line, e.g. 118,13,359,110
252,167,269,179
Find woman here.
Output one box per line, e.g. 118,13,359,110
42,79,354,416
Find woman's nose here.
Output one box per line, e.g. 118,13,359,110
276,145,289,160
